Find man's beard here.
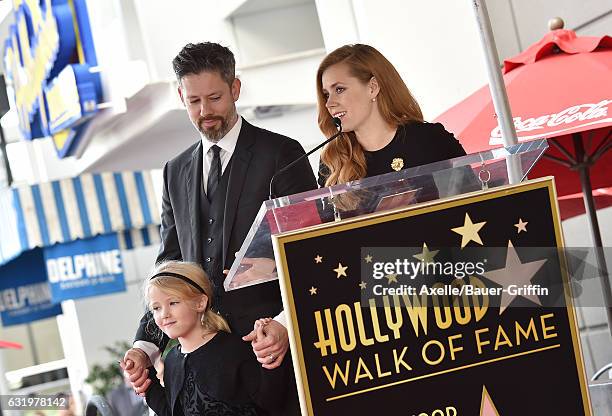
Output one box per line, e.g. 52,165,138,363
197,111,236,143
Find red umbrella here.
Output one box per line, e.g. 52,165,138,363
435,27,612,221
436,23,612,337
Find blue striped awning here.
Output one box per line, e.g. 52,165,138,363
0,170,161,266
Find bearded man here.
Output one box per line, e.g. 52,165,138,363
122,42,316,415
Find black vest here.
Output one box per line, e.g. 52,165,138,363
199,157,233,305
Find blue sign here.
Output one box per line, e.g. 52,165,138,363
0,249,63,327
3,0,102,157
45,233,126,302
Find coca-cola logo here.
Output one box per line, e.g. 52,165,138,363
489,99,612,143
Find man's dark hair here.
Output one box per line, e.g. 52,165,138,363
172,42,236,85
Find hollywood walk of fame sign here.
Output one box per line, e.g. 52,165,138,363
273,178,592,415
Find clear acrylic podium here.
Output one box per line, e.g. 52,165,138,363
224,138,549,291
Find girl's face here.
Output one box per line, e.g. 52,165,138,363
148,286,205,340
321,62,378,133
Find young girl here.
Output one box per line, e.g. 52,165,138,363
143,261,286,416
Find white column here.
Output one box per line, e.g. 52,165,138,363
0,349,11,395
57,300,91,415
314,0,361,51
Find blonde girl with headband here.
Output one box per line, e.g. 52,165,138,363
142,261,286,416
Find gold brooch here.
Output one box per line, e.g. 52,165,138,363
391,158,404,171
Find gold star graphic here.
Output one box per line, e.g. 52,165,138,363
452,213,487,248
314,255,323,263
364,254,373,263
333,263,348,278
483,241,547,314
480,386,501,416
386,274,398,284
359,281,367,290
413,243,439,264
514,218,528,234
309,286,317,295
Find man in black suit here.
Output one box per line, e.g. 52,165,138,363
121,42,316,411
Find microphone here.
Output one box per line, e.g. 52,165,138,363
269,117,342,199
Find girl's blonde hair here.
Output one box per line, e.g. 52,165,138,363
316,44,424,186
144,261,230,335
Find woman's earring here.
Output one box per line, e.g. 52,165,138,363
200,313,206,326
371,97,376,102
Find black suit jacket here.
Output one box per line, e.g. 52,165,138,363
145,118,317,337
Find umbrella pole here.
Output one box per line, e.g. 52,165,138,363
573,134,612,338
470,0,522,184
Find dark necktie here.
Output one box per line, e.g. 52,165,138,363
207,145,222,202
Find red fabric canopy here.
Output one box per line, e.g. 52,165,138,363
435,29,612,219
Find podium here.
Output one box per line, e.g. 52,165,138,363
226,138,593,415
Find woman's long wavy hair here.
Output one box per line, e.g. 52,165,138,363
317,44,424,186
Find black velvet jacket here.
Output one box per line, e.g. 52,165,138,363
145,331,288,416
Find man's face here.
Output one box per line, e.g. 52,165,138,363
178,70,241,142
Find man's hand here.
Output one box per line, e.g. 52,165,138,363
243,318,289,369
120,348,152,396
228,257,276,289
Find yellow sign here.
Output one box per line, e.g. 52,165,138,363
3,0,101,157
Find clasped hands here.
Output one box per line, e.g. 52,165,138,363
120,348,152,397
242,317,289,370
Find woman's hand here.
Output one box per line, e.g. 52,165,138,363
228,258,277,288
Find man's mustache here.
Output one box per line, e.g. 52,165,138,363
198,115,224,125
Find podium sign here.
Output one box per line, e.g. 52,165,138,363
273,178,591,415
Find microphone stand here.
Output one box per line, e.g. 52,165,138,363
268,117,342,199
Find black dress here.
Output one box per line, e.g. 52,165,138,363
317,121,467,187
145,331,287,416
318,122,479,216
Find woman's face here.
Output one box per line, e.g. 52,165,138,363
321,63,377,133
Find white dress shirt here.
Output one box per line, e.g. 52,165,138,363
201,115,241,194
